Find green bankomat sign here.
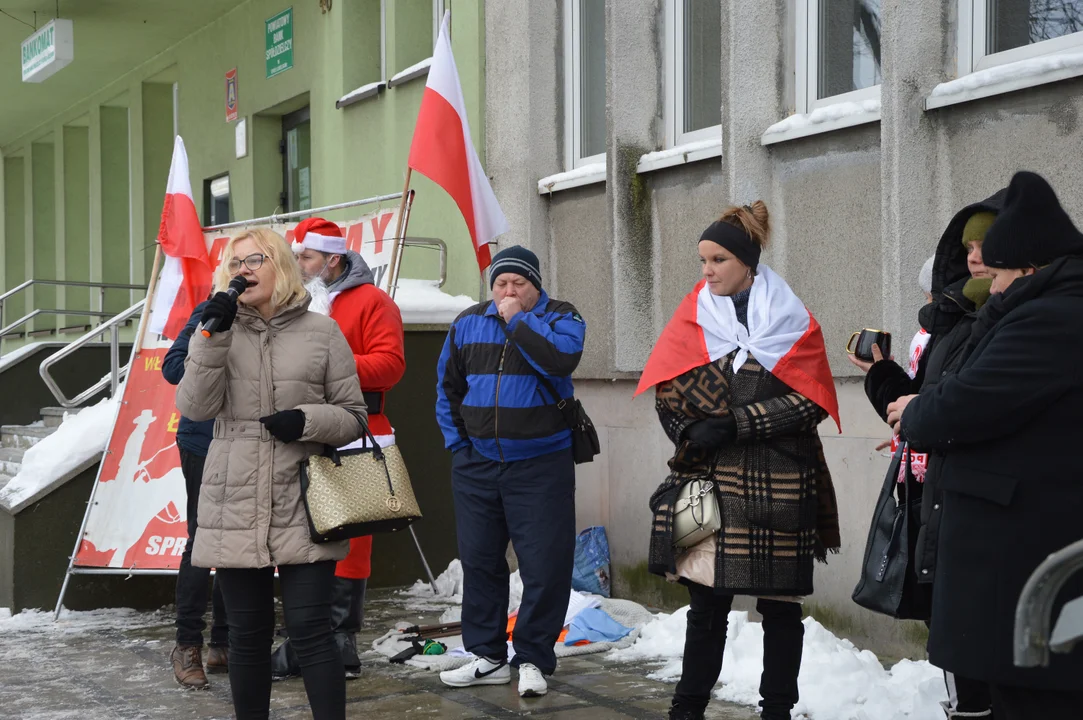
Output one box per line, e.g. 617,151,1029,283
265,8,294,79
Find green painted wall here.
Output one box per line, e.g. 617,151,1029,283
3,157,25,325
31,143,56,332
141,84,175,283
100,107,131,315
63,127,91,316
0,0,489,345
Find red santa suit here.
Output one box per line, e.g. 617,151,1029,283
293,219,406,581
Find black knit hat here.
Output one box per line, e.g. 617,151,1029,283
489,245,542,290
982,171,1083,269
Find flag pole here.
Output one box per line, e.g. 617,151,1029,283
133,243,163,356
386,168,413,302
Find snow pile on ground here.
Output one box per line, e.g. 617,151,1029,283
609,608,948,720
0,607,166,634
392,278,475,324
398,559,523,616
0,392,121,511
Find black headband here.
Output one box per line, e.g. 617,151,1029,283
699,220,761,269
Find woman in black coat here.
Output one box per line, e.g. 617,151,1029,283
893,172,1083,720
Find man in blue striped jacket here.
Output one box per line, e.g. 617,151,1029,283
435,245,585,699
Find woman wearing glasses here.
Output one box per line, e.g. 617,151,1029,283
177,228,367,720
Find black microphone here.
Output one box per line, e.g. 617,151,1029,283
201,276,250,337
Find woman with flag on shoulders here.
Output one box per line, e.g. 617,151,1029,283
637,202,842,720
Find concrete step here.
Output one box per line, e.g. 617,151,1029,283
0,425,56,449
39,407,67,428
0,473,11,494
0,447,24,476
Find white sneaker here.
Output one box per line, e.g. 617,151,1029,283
439,656,510,688
517,663,548,697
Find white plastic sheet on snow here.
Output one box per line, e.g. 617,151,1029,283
398,559,524,615
0,392,120,511
608,607,948,720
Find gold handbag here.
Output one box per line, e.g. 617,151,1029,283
299,427,422,543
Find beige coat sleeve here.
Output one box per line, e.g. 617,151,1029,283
296,323,367,446
176,328,233,422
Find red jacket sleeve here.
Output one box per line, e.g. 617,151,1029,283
354,289,406,391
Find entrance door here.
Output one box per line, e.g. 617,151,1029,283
282,107,311,212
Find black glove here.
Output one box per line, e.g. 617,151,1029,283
260,410,306,444
200,291,240,334
683,416,737,450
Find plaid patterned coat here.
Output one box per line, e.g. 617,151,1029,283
648,351,841,596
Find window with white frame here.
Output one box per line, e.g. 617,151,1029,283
666,0,722,146
796,0,882,112
960,0,1083,73
564,0,606,168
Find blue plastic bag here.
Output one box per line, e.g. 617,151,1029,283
564,607,632,645
571,526,611,598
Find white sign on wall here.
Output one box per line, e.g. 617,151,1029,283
21,19,74,83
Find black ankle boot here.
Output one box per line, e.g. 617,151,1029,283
668,702,705,720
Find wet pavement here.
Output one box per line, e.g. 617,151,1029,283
0,589,755,719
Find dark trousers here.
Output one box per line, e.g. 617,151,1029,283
673,585,803,719
989,683,1083,720
216,562,345,720
451,445,576,676
945,670,994,715
175,449,228,647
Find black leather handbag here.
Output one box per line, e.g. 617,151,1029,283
852,442,931,620
530,369,600,465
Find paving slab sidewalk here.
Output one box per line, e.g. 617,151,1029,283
0,588,755,719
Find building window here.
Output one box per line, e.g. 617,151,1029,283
282,106,311,213
203,175,231,227
564,0,606,168
796,0,882,112
666,0,722,146
961,0,1083,73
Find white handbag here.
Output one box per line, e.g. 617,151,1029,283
672,478,721,549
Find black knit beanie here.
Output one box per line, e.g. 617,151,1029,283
982,171,1083,269
489,245,542,290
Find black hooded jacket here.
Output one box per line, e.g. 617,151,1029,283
862,189,1007,591
900,256,1083,690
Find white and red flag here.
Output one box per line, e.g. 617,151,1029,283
635,264,841,431
148,136,213,339
407,11,508,271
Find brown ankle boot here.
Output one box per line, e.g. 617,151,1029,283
205,645,228,674
171,645,209,689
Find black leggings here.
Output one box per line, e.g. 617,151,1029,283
673,584,803,719
216,561,344,720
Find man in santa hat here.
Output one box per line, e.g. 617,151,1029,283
270,217,406,680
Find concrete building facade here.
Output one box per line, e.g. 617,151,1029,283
486,0,1083,655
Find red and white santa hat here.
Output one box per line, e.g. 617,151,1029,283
292,218,347,255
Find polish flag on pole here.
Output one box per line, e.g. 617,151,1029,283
408,11,508,271
148,136,213,339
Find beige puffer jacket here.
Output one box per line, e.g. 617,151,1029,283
177,295,367,569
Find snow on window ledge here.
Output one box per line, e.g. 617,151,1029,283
636,138,722,174
925,52,1083,111
336,81,386,109
388,57,433,88
760,99,881,146
537,163,607,195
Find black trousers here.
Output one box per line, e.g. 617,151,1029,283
989,683,1083,720
216,561,345,720
672,584,803,719
175,449,228,647
451,446,576,676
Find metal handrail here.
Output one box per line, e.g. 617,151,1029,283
0,309,117,340
38,299,146,408
0,279,146,342
399,236,448,288
1014,537,1083,667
